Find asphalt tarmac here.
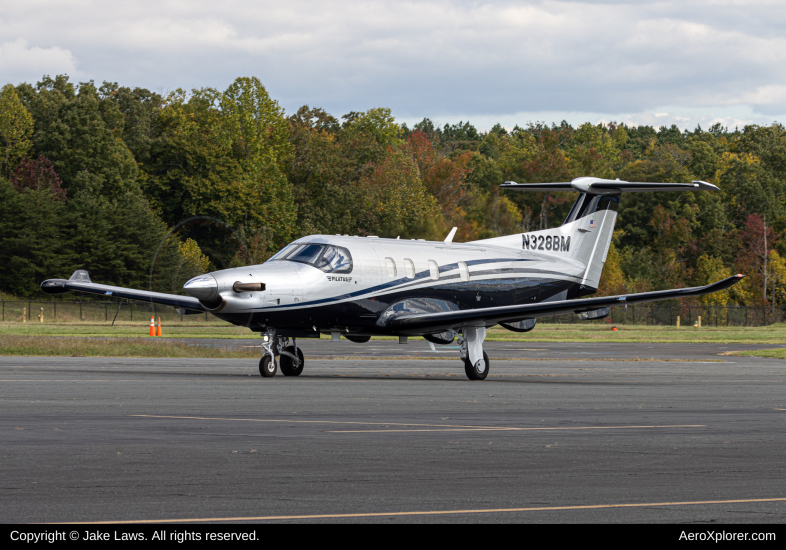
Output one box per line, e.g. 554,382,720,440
2,341,786,523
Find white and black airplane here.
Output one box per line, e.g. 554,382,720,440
41,178,743,380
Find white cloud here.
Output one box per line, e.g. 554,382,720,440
2,1,786,129
0,39,79,85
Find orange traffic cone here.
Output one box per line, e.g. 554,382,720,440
149,316,155,336
156,317,163,337
611,326,618,331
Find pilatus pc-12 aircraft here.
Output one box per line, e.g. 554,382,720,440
42,178,743,380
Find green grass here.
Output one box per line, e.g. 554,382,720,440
722,348,786,360
0,334,259,358
2,320,786,344
484,323,786,344
0,321,248,339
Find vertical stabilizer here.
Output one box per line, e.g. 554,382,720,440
472,193,619,290
472,177,719,292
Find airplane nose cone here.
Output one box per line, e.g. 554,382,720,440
183,274,218,301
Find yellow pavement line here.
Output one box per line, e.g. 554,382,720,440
132,415,705,433
132,414,519,430
0,379,137,382
328,424,705,433
64,497,786,524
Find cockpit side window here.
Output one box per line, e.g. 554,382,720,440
315,246,353,274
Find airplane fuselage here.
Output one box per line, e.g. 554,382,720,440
199,235,589,337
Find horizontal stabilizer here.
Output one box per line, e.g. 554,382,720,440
501,177,719,195
41,271,205,311
385,275,744,333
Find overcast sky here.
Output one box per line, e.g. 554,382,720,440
3,0,786,131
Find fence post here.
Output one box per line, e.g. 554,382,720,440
28,299,31,320
79,301,82,321
105,302,108,322
130,302,133,322
54,300,56,320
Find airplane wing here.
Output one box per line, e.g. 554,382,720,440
385,275,744,333
40,270,205,312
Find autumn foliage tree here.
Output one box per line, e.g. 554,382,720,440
10,155,66,201
737,213,778,304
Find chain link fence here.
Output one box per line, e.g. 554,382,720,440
0,300,213,324
2,300,785,326
538,304,786,326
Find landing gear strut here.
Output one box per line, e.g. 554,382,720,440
259,329,304,377
459,326,489,380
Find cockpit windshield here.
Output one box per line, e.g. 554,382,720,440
268,243,299,261
267,243,353,274
287,244,325,265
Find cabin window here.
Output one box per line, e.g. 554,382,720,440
458,261,469,281
314,245,353,274
404,259,415,279
385,258,397,277
428,260,439,281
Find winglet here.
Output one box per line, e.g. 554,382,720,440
444,227,458,243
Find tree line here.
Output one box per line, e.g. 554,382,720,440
1,74,785,307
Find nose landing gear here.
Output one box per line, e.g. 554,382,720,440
259,355,277,377
259,329,304,377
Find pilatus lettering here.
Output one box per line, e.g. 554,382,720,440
327,276,352,282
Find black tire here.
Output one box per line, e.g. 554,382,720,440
259,355,277,377
463,351,489,380
279,346,304,377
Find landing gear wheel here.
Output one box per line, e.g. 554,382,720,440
279,346,304,377
259,355,277,377
463,351,489,381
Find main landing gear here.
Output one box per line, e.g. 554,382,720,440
458,326,489,380
259,329,304,377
